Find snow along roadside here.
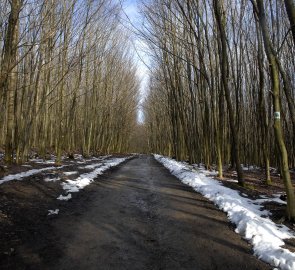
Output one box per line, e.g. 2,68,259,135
154,154,295,270
61,157,130,194
0,166,64,185
0,155,112,185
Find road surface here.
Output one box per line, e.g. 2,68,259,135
8,155,270,269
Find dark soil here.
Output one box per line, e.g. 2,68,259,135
0,155,271,269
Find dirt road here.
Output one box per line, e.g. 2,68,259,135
2,155,270,269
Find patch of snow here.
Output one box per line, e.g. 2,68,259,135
74,154,87,163
225,179,239,183
256,196,287,205
84,164,100,169
22,164,32,168
62,157,128,193
57,194,72,201
241,164,260,171
203,170,218,176
63,171,78,176
30,159,56,165
80,163,106,170
259,195,269,199
48,209,59,215
154,154,295,270
44,177,61,182
77,155,112,167
76,161,86,164
0,166,63,185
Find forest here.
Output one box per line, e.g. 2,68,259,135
0,0,139,165
0,1,295,269
142,0,295,220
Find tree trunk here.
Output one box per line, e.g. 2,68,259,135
2,0,22,163
213,0,244,186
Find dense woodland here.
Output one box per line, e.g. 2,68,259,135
0,0,139,164
1,0,295,220
142,0,295,219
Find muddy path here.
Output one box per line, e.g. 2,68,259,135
1,155,270,269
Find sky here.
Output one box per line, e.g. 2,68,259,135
121,0,150,124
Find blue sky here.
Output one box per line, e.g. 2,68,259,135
123,0,140,23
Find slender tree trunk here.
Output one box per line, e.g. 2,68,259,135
2,0,22,163
213,0,244,186
256,19,271,184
